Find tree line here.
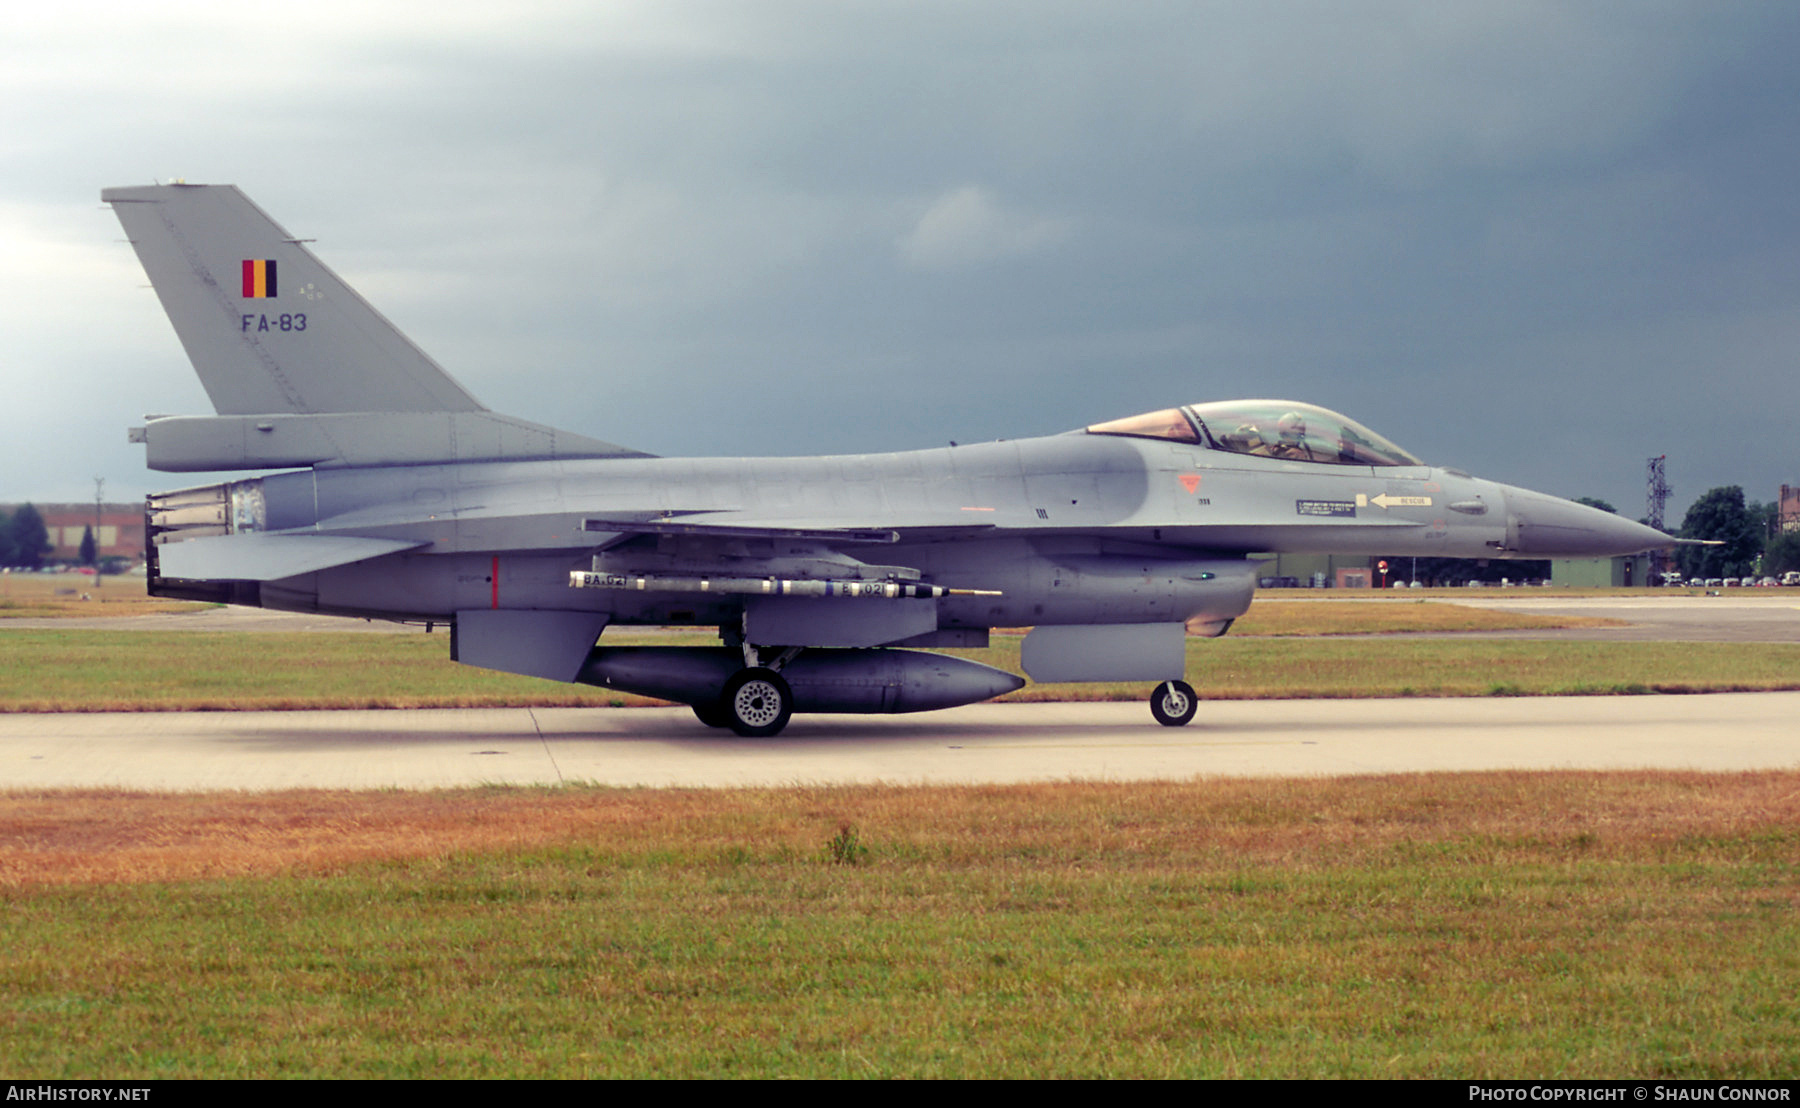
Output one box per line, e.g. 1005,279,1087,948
0,505,54,569
1671,486,1798,579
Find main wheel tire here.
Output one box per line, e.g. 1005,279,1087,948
721,667,794,738
1149,679,1197,727
692,700,731,729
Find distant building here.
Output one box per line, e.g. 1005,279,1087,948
1781,485,1800,533
1256,553,1380,588
1551,554,1651,588
3,503,146,563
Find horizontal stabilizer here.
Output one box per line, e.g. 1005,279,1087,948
156,532,425,581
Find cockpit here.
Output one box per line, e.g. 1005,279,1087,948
1086,400,1423,468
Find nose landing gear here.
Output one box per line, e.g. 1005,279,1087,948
1149,679,1197,727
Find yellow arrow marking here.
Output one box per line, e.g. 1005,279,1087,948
1368,493,1433,510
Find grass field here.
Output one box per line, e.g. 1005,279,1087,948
2,772,1795,1077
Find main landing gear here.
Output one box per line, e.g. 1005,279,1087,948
1149,679,1198,727
717,667,793,737
693,668,795,737
695,635,801,737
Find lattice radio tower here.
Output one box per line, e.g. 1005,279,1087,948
1647,455,1671,579
1646,455,1670,531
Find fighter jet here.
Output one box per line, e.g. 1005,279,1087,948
104,184,1672,736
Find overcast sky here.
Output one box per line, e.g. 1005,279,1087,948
4,1,1796,524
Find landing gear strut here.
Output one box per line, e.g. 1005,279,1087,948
1149,679,1197,727
700,625,802,737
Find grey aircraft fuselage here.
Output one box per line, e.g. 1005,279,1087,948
108,182,1674,737
187,435,1609,630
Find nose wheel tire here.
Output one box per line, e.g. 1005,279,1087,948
722,667,794,737
692,700,731,729
1149,679,1197,727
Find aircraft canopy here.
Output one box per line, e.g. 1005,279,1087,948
1086,400,1424,467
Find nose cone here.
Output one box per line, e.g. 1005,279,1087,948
1501,487,1672,557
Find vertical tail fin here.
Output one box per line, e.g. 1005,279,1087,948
103,183,486,416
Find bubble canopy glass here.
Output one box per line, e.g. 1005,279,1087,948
1086,400,1424,468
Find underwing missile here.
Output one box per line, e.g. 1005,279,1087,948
569,571,1000,599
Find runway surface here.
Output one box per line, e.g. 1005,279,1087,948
1428,592,1800,642
4,694,1797,791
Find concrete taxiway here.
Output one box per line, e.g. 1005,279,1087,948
3,693,1797,791
1435,592,1800,642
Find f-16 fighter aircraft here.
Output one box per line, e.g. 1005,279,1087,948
105,184,1672,736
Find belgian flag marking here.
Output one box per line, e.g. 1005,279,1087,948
241,259,278,298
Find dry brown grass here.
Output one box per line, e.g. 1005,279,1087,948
0,573,209,618
6,770,1797,890
6,773,1796,1077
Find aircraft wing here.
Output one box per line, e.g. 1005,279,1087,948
155,532,427,581
579,514,996,546
580,517,902,544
